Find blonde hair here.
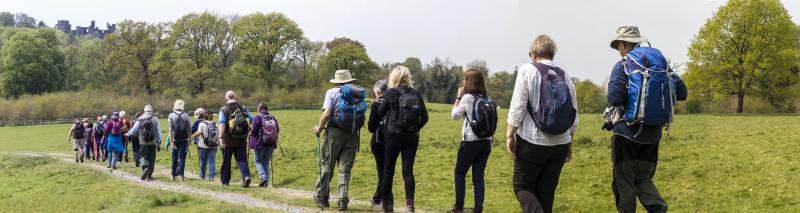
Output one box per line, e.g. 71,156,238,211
173,100,185,111
389,66,413,88
529,34,557,60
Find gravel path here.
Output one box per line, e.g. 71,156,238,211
24,152,317,213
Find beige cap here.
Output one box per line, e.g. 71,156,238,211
610,25,648,50
330,70,356,84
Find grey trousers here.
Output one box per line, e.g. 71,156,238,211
314,127,359,203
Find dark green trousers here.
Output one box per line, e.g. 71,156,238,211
611,135,668,213
314,127,359,203
139,144,157,179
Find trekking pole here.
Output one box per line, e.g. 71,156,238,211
188,145,194,178
277,141,285,157
315,126,323,212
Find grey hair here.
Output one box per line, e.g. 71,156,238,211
144,105,153,112
373,79,388,93
194,108,205,119
119,111,126,118
225,91,236,100
102,115,107,120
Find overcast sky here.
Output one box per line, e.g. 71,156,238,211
5,0,800,84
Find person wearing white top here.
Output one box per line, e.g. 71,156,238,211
505,35,578,213
448,69,493,213
191,110,217,181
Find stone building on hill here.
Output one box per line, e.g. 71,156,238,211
54,20,116,39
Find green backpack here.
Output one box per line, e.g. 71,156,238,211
226,104,250,139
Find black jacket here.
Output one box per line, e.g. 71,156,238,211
378,86,429,135
368,98,383,144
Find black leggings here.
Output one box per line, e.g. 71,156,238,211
381,132,418,204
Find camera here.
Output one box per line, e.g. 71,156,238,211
601,107,616,131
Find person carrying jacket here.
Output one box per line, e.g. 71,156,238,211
377,66,429,213
606,25,688,213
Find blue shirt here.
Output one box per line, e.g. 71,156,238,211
218,102,254,124
607,59,688,143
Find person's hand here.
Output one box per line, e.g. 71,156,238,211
457,87,464,98
565,141,573,163
220,138,226,149
314,125,322,136
157,146,161,152
506,135,517,160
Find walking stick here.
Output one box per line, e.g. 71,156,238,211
315,126,324,211
188,144,194,178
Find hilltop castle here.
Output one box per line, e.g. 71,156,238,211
54,20,116,39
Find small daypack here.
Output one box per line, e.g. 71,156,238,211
140,115,156,142
397,88,423,132
171,112,190,141
259,114,279,145
374,98,387,144
202,120,219,147
226,104,251,139
111,120,122,136
330,84,367,134
526,62,577,135
465,94,498,138
94,121,105,136
73,122,85,139
622,45,677,130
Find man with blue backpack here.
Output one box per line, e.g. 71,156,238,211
312,70,366,211
606,25,688,213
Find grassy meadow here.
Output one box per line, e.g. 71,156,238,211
0,102,798,212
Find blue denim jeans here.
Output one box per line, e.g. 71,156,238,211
171,140,189,177
198,146,218,180
107,151,120,167
253,147,275,182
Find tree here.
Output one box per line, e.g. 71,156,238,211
487,71,516,108
402,57,422,78
291,37,326,87
416,57,462,103
106,20,170,94
232,12,303,87
84,39,118,85
0,12,14,27
574,79,607,113
0,33,62,98
37,20,46,28
320,44,379,86
170,12,230,94
466,59,490,79
325,37,365,51
686,0,800,113
14,13,35,28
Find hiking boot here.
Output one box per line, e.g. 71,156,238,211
338,200,348,211
124,153,129,162
106,165,111,168
259,178,267,187
241,177,251,188
220,183,229,186
180,176,185,181
314,197,330,208
80,157,84,163
112,166,116,170
171,176,176,181
75,158,79,163
146,177,153,181
141,168,149,180
135,159,140,167
406,199,414,213
447,207,464,213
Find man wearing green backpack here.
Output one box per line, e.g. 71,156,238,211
218,91,254,188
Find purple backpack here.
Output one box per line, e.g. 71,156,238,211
526,62,576,135
259,114,278,145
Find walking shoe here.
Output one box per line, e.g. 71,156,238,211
146,177,153,181
112,166,116,170
220,183,229,186
141,168,149,180
180,176,185,181
171,176,176,181
135,160,140,167
80,157,84,163
406,199,414,213
380,200,393,213
259,178,267,187
241,177,251,188
314,197,330,208
447,207,464,213
338,200,348,211
106,165,111,168
124,154,129,162
75,158,79,163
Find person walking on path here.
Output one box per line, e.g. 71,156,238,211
129,112,142,167
192,108,205,146
191,110,218,181
367,79,390,211
606,25,688,213
506,35,578,213
169,100,192,181
312,70,365,211
119,111,132,163
249,102,279,187
83,119,94,161
66,118,86,163
448,69,494,213
378,66,429,213
93,116,105,161
100,115,109,161
101,112,128,170
218,91,254,187
126,105,163,181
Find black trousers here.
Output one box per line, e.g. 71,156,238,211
129,136,140,164
370,140,392,204
381,132,418,204
220,146,251,184
610,135,667,213
512,134,569,213
454,140,491,211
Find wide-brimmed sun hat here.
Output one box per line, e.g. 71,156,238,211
112,112,120,119
330,70,356,84
610,25,648,50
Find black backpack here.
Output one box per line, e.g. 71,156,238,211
73,122,85,139
94,121,105,136
171,112,190,141
140,115,156,142
526,63,576,135
465,94,498,138
397,88,423,132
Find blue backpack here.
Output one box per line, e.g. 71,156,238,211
526,62,576,135
622,45,677,130
331,84,367,134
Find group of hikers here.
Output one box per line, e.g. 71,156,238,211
66,25,687,213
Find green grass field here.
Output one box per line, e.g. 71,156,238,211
0,102,798,212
